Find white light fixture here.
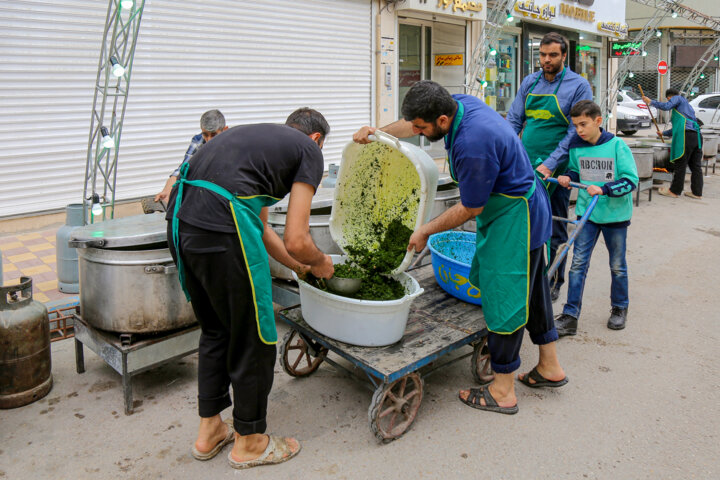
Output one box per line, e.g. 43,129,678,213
490,47,497,56
656,30,662,37
120,0,134,9
700,73,705,79
579,34,584,40
100,126,114,149
110,56,125,77
481,80,488,88
91,193,103,217
671,10,678,18
642,50,648,57
628,72,635,78
506,10,514,22
608,112,614,119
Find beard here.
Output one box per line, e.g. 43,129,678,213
543,62,563,75
421,124,448,142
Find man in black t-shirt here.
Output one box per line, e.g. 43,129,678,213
166,108,333,469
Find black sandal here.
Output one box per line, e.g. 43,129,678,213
518,366,568,388
458,387,518,415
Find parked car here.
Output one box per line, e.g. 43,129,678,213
619,90,658,118
689,92,720,125
615,104,651,136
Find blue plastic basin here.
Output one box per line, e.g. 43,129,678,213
427,231,482,305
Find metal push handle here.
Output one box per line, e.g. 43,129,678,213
545,177,588,190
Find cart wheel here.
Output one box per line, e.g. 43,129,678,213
471,336,494,385
368,373,423,443
280,330,327,377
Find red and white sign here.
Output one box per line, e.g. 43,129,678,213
657,61,668,75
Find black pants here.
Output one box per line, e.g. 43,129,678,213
548,184,571,289
487,246,559,374
670,130,703,196
168,221,276,435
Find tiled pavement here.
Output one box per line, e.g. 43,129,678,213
1,227,77,304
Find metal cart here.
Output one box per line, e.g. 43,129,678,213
275,265,489,443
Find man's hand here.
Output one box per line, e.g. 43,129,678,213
353,126,377,144
587,185,603,197
310,254,334,279
642,95,652,106
536,164,552,180
557,175,571,189
407,226,430,253
154,189,170,203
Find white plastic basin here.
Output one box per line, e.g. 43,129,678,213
292,256,424,347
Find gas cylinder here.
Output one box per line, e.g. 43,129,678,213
56,203,84,293
0,277,53,408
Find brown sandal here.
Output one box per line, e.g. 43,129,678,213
228,435,301,469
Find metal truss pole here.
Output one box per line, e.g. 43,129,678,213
82,0,145,224
601,8,669,127
631,1,720,32
679,36,720,97
466,0,516,96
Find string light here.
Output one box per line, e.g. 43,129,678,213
671,10,678,18
628,72,635,78
120,0,134,9
100,126,114,149
110,56,125,77
656,30,662,37
91,193,103,217
490,47,497,56
506,10,514,22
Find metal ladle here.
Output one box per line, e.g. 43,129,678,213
326,276,362,295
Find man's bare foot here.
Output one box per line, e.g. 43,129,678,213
230,433,271,463
458,383,516,408
194,416,232,456
517,365,566,385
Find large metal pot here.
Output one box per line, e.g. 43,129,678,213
70,213,196,333
268,189,341,280
629,146,654,179
431,176,475,231
702,134,719,157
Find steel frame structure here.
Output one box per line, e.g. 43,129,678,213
82,0,145,224
679,36,720,97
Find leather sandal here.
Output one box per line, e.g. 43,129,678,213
518,366,568,388
228,435,301,469
458,386,518,415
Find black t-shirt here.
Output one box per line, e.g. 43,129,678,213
166,123,324,233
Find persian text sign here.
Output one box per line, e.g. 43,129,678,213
396,0,487,21
435,54,464,66
514,1,627,38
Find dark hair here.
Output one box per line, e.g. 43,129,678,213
401,80,457,122
285,108,330,140
665,88,680,97
570,100,602,119
540,32,568,55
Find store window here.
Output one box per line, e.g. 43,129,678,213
577,42,601,101
484,33,518,115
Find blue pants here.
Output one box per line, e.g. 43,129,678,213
549,185,570,289
487,247,558,374
562,222,629,319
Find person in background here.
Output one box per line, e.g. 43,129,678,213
642,88,703,199
507,32,593,302
166,108,334,469
154,109,228,203
554,100,639,335
354,80,567,416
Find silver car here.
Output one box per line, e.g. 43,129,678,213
689,92,720,125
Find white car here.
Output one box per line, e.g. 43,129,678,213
619,90,658,118
689,92,720,125
615,104,651,136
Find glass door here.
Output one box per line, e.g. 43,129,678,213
399,22,431,146
485,33,518,115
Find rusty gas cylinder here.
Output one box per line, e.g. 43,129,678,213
0,277,53,408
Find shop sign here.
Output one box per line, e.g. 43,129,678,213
396,0,487,21
435,54,464,66
514,1,628,38
609,41,642,57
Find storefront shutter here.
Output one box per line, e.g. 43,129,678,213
0,0,372,218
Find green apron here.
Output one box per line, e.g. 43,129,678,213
521,68,569,196
171,162,280,345
669,108,702,163
447,101,535,334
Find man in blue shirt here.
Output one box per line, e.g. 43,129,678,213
642,88,703,199
154,109,229,202
507,32,593,301
353,81,567,415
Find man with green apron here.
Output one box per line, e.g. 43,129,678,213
507,32,593,301
354,81,568,415
165,108,334,469
642,88,703,199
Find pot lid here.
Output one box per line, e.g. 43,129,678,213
268,188,335,213
69,212,167,248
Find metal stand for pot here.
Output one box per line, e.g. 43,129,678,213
635,178,653,206
72,314,200,415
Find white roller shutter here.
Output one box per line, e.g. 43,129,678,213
0,0,372,218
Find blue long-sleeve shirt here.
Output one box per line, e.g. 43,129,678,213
650,95,698,137
506,67,593,171
170,133,205,177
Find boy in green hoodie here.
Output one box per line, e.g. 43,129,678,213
553,100,639,335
